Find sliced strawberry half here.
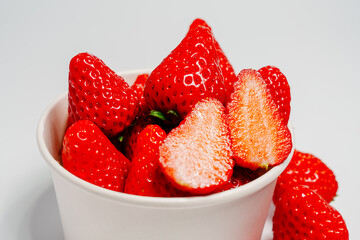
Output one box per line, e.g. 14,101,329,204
227,69,292,169
159,98,234,195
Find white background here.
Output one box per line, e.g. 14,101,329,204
1,0,359,239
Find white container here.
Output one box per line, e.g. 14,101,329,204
37,70,294,240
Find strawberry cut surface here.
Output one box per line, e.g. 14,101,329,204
227,69,292,169
62,120,131,192
159,98,233,194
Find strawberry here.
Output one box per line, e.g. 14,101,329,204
189,19,237,99
144,22,226,118
273,185,349,240
159,98,234,194
227,69,292,169
68,52,139,137
213,166,267,193
124,125,185,197
122,118,148,161
62,120,131,192
258,66,291,124
131,73,149,114
273,150,338,205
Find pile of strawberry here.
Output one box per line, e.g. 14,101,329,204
61,19,348,239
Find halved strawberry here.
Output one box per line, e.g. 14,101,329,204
273,150,338,205
68,52,139,137
189,19,237,99
144,21,226,118
227,69,292,169
62,120,131,192
273,186,348,239
124,125,186,197
258,66,291,124
159,98,233,194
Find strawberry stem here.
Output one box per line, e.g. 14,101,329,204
167,110,180,118
149,110,168,121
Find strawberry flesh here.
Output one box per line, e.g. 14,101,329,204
227,69,292,169
159,98,233,194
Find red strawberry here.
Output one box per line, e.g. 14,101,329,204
124,125,185,197
131,74,149,114
258,66,291,124
122,119,148,161
159,98,234,194
273,150,338,205
144,22,226,118
68,52,139,137
227,69,292,169
62,120,131,192
213,166,267,193
273,185,349,240
189,19,237,99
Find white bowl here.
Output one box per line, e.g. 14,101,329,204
37,70,294,240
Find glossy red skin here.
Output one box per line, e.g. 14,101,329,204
124,125,186,197
144,23,226,118
273,150,338,205
189,19,237,101
131,74,149,114
68,52,139,137
62,120,131,192
273,186,349,240
258,66,291,124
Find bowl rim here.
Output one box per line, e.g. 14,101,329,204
36,69,294,209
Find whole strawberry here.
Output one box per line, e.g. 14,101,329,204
124,125,185,197
227,69,292,169
189,19,237,99
258,66,291,124
144,22,226,118
159,98,233,195
131,73,149,114
62,120,131,192
68,52,139,137
273,185,348,240
273,150,338,205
